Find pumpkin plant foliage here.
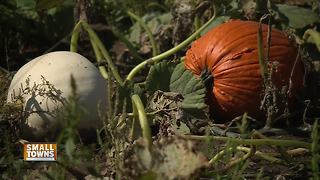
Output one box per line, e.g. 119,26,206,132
274,4,320,29
145,61,175,93
1,0,320,179
145,61,208,119
128,12,172,45
169,62,208,118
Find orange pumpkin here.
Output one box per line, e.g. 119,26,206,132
185,20,304,122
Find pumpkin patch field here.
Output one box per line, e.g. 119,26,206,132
1,0,320,179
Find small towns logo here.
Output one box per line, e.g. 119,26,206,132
23,143,57,161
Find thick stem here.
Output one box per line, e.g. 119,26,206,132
209,146,256,169
126,4,217,81
70,21,83,52
237,146,282,163
208,146,230,164
88,35,109,79
131,94,152,149
225,146,255,169
81,21,124,85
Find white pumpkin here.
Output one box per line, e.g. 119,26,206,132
7,51,107,140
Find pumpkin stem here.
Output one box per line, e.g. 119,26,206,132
200,68,213,90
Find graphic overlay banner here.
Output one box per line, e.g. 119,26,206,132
23,143,57,161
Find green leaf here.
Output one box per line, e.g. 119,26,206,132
172,119,191,134
180,102,207,110
170,62,208,117
275,4,320,29
170,70,194,94
128,12,172,44
128,22,141,44
145,62,175,92
146,12,172,33
183,76,206,96
169,62,189,91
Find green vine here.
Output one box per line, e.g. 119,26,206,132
131,94,152,149
70,21,82,53
127,11,159,57
126,4,217,81
81,22,123,85
88,32,109,79
69,21,123,84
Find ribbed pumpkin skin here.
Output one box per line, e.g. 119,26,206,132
185,20,304,121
